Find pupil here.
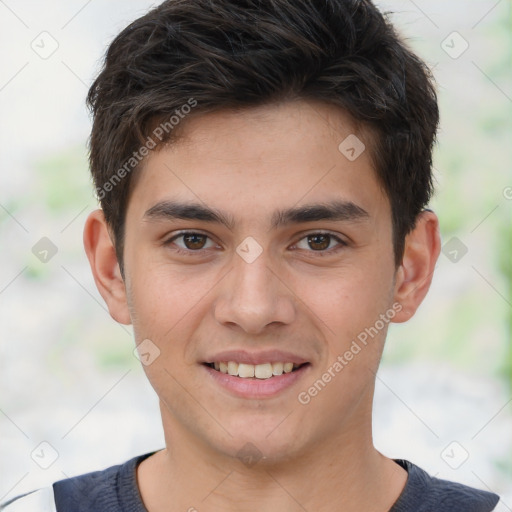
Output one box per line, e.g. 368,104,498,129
184,234,206,250
308,234,329,250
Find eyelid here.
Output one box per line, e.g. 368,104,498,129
164,230,219,251
164,229,347,255
290,230,348,252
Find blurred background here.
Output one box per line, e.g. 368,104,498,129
0,0,511,507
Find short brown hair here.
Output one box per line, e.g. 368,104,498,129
87,0,439,274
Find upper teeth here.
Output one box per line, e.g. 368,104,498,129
213,361,297,379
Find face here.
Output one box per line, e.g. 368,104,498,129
120,100,399,463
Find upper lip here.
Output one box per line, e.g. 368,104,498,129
203,350,310,366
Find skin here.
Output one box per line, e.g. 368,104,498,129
84,99,440,511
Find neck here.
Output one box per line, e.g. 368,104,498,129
137,393,407,512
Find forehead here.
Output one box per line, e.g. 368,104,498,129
127,99,389,226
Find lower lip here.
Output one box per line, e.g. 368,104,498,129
202,364,311,399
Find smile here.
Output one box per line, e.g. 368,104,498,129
205,361,305,379
202,360,311,399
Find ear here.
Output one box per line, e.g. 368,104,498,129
391,210,440,323
83,209,132,325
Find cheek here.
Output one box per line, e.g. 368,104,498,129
290,217,394,326
298,260,395,353
292,268,395,428
126,261,218,358
127,268,207,394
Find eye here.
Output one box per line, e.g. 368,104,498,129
165,231,217,253
293,232,346,253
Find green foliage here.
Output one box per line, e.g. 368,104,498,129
34,145,93,213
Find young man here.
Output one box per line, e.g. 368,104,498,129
2,0,501,510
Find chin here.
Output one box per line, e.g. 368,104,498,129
208,422,308,467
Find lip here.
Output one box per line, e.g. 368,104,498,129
202,362,311,399
202,349,309,366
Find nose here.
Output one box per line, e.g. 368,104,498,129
213,247,296,335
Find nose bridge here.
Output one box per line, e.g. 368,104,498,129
214,242,295,333
235,250,275,302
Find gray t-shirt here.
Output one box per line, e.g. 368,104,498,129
1,452,500,511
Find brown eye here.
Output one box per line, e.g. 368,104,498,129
183,233,207,250
293,232,346,253
307,234,331,251
165,232,216,252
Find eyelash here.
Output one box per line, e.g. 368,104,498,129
163,230,347,257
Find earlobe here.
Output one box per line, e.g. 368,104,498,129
83,209,132,325
391,210,441,323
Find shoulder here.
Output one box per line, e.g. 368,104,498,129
1,452,154,512
52,452,153,511
430,476,500,511
51,458,125,510
393,459,501,512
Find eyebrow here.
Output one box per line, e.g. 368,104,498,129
270,200,369,229
143,199,369,230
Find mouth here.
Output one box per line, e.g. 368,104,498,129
201,350,312,398
203,361,310,379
